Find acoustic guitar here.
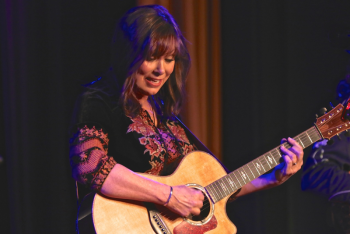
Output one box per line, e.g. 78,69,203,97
87,102,350,234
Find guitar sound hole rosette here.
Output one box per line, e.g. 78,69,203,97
184,183,215,226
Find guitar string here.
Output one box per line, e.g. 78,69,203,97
158,198,212,220
158,127,331,219
206,115,345,205
205,128,323,204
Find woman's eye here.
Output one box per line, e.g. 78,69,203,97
165,58,175,63
147,57,156,61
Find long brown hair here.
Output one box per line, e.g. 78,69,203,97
110,5,190,118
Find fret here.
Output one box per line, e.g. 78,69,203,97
305,127,321,147
216,180,226,200
264,154,273,168
217,178,227,195
204,109,350,204
299,132,311,148
305,131,313,144
309,130,321,144
311,133,321,142
297,136,305,148
242,166,252,181
238,168,249,184
205,184,214,202
227,176,238,190
310,128,322,142
207,184,219,202
256,157,266,173
222,176,236,193
258,156,270,171
212,181,223,201
299,133,309,147
269,151,279,165
219,181,228,194
251,159,261,176
223,176,235,192
246,163,257,178
219,178,229,195
233,170,243,186
309,127,322,142
230,173,240,188
220,180,229,198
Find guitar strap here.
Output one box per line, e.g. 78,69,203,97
175,117,230,174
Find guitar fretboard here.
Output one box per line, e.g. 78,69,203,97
205,126,322,203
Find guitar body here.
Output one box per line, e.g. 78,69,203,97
87,102,350,233
92,151,237,234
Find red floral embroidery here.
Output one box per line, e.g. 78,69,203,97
167,123,190,144
139,137,163,160
70,126,116,191
145,160,164,175
182,144,196,155
127,109,196,175
78,126,109,145
127,114,156,137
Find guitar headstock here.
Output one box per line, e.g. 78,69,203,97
315,100,350,140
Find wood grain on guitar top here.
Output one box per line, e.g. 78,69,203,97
92,151,237,234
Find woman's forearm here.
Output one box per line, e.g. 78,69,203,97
100,164,170,205
236,170,280,197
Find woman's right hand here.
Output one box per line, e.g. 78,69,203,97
165,185,204,217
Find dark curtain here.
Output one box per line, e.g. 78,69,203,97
1,1,135,233
138,0,224,159
222,1,350,234
1,0,350,234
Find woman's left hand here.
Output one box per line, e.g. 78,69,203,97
231,137,304,198
275,137,304,184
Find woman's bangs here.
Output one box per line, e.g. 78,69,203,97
148,34,180,59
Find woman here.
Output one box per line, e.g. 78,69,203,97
69,4,303,232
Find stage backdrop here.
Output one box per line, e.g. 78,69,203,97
1,0,350,234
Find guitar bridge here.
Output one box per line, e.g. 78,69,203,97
146,203,172,234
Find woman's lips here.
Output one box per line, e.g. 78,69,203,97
145,77,162,87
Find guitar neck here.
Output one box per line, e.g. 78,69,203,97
205,126,322,203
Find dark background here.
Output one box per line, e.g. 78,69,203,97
1,0,350,233
222,1,350,234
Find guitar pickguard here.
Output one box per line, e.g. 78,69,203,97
173,215,218,234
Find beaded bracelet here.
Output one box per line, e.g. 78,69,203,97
164,186,173,206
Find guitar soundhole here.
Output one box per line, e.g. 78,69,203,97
189,191,210,222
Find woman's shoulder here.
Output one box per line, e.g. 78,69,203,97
70,87,124,129
77,87,122,112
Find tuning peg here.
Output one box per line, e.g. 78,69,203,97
315,114,318,118
330,102,335,109
337,134,341,140
318,107,327,116
327,139,334,145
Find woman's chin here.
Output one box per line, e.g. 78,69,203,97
145,88,161,96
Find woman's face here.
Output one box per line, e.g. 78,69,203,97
133,54,175,99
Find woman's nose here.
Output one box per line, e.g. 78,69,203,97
153,60,165,76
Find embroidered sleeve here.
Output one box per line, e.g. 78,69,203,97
70,125,117,191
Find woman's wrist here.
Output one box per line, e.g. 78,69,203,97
164,186,173,206
274,168,292,185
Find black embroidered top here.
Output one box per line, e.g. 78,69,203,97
69,90,196,191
